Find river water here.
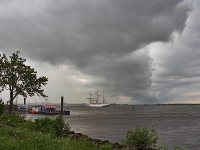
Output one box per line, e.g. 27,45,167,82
24,105,200,149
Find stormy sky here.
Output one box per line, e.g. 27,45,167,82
0,0,199,104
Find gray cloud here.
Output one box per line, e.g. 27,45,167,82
149,0,200,103
0,0,193,103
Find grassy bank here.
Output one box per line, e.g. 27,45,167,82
0,114,112,150
0,113,181,150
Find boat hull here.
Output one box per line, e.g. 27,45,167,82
28,105,70,115
29,110,39,114
29,110,70,115
87,103,109,107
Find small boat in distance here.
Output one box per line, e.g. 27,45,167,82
29,105,43,114
28,104,70,115
86,91,109,107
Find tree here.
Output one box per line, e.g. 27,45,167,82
0,98,4,115
0,51,48,114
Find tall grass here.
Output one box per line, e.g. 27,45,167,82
0,114,112,150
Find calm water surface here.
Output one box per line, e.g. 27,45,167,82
24,105,200,149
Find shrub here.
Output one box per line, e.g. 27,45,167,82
174,145,179,150
0,98,4,115
31,115,70,137
123,124,158,150
55,115,70,135
99,144,112,150
0,114,70,137
0,114,25,127
158,141,167,150
0,124,110,150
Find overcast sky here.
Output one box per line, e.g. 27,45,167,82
0,0,200,104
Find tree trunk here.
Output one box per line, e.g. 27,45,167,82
9,89,13,114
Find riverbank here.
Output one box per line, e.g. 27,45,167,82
0,113,159,150
62,130,125,149
61,130,158,150
0,114,112,150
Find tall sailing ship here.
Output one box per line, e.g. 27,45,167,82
86,91,109,107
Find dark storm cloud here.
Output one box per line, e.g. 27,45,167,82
0,0,192,102
81,50,153,100
150,0,200,103
0,0,191,62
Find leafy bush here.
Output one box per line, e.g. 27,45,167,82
0,98,4,115
0,114,70,137
99,144,112,150
28,115,70,137
158,141,167,150
0,114,25,127
123,124,158,150
0,114,113,149
0,120,111,150
0,125,111,150
55,115,70,135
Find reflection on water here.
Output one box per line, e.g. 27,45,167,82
24,105,200,149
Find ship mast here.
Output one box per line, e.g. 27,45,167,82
95,90,100,104
102,92,105,104
87,92,93,103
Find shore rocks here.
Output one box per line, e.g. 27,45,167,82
61,130,156,150
61,130,124,149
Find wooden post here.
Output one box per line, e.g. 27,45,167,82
24,98,26,105
61,96,63,115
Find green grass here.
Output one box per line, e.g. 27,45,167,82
0,114,182,150
0,114,112,150
0,125,111,150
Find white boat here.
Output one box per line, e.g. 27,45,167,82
86,91,109,107
87,103,109,107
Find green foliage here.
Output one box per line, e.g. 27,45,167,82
174,145,179,150
0,114,25,127
99,144,112,150
123,124,159,150
0,115,111,150
0,98,4,115
0,125,107,150
0,51,48,114
34,115,70,136
158,141,167,150
0,114,70,137
0,114,183,150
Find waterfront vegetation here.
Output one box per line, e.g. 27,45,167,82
0,51,48,114
0,112,180,150
123,125,158,149
0,114,112,150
